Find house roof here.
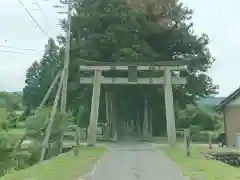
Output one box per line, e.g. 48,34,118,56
217,87,240,109
197,97,225,107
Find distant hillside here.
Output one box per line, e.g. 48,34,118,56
13,91,23,96
196,97,225,107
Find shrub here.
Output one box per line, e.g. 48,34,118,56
8,112,18,128
191,131,218,143
190,125,201,136
24,107,77,160
0,136,26,176
16,122,25,129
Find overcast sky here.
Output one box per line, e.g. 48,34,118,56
0,0,239,97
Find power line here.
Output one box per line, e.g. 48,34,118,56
18,0,48,37
0,49,42,56
32,0,62,35
33,0,48,21
0,45,44,52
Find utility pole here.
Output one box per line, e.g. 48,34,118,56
60,0,72,113
58,0,81,156
55,0,72,154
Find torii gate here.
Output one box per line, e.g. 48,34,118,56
79,60,188,147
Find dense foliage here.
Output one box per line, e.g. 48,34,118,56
24,108,75,159
0,92,22,111
23,0,219,134
178,104,222,130
23,39,62,109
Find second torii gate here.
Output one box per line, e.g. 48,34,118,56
79,60,188,147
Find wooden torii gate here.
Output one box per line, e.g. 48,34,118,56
79,60,188,147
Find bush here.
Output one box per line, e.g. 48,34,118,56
179,125,219,142
0,136,28,176
26,141,42,166
24,108,78,160
190,125,201,136
16,122,25,129
8,112,18,128
191,131,218,143
14,150,32,170
191,133,206,142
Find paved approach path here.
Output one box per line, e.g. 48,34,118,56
83,141,188,180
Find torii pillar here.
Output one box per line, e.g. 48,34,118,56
164,68,176,147
87,70,102,146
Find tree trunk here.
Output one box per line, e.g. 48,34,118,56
136,115,141,137
74,126,81,156
119,118,124,139
111,96,118,141
149,107,153,137
109,93,113,138
105,91,110,138
142,99,149,138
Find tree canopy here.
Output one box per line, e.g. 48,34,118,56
23,0,219,134
23,39,62,109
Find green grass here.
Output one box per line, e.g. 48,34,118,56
0,128,25,140
1,147,107,180
0,128,25,135
162,144,240,180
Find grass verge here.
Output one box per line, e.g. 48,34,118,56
1,146,107,180
162,144,240,180
0,128,25,136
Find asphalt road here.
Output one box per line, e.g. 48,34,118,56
83,142,189,180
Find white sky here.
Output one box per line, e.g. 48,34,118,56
0,0,239,97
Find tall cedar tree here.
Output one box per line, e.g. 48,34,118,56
23,39,62,108
62,0,218,121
